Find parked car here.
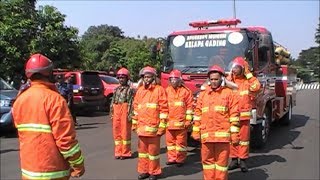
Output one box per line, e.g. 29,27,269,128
53,70,105,114
0,78,18,132
98,74,119,112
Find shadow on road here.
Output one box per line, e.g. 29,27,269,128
251,114,308,154
0,148,19,154
229,168,269,180
247,154,286,169
161,148,202,179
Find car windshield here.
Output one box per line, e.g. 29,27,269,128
163,31,251,73
0,78,15,90
100,75,119,84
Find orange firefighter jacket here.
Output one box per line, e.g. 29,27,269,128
227,75,261,120
166,85,193,130
132,84,168,137
12,80,84,179
193,86,240,143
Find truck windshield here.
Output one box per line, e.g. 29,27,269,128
163,31,251,73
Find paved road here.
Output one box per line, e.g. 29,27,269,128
1,90,319,180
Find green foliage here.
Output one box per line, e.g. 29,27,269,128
0,1,79,88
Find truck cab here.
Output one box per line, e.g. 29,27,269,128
159,18,297,148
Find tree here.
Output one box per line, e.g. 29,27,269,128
31,5,81,69
315,18,320,45
0,1,80,88
0,0,38,84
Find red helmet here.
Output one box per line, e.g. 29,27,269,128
208,65,225,76
25,53,53,78
117,68,130,78
142,66,157,76
169,69,182,79
232,56,247,69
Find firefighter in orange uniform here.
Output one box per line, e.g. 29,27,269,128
131,66,168,180
191,65,240,180
12,54,85,180
227,57,261,172
110,68,135,159
165,69,193,167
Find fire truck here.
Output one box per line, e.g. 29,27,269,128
158,18,297,148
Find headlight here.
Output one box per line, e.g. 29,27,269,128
0,99,11,107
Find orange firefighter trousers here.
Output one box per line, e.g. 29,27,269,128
113,103,132,157
138,136,161,175
202,142,230,180
230,120,250,159
166,129,187,163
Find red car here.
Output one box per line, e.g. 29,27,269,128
98,74,119,112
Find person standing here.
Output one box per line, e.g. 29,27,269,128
227,57,261,172
12,53,85,179
191,65,240,180
131,66,168,180
110,68,135,160
64,72,79,126
165,69,193,167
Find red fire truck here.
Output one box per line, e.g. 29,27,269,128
158,18,297,148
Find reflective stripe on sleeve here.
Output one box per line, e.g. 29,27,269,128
239,141,250,146
230,126,240,133
60,143,81,158
229,117,239,122
192,126,200,132
246,73,253,79
69,155,84,166
146,103,158,108
159,122,167,128
186,114,193,121
159,113,168,119
145,126,158,132
186,110,193,115
240,111,252,117
176,146,187,152
132,119,137,125
21,169,70,180
174,101,184,106
214,106,227,112
239,90,249,96
193,116,200,121
16,124,52,133
202,107,209,113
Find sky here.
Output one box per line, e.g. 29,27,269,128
36,0,319,59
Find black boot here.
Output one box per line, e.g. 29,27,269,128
149,175,158,180
166,161,176,165
138,173,150,180
176,162,184,167
228,158,239,170
239,159,249,172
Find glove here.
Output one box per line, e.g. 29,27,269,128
184,121,192,129
191,132,200,141
231,133,240,145
71,165,85,178
156,128,165,136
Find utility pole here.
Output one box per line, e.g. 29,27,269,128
233,0,237,19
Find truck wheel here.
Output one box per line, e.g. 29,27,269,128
280,99,292,126
251,106,271,149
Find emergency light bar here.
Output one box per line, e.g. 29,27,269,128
189,18,241,28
